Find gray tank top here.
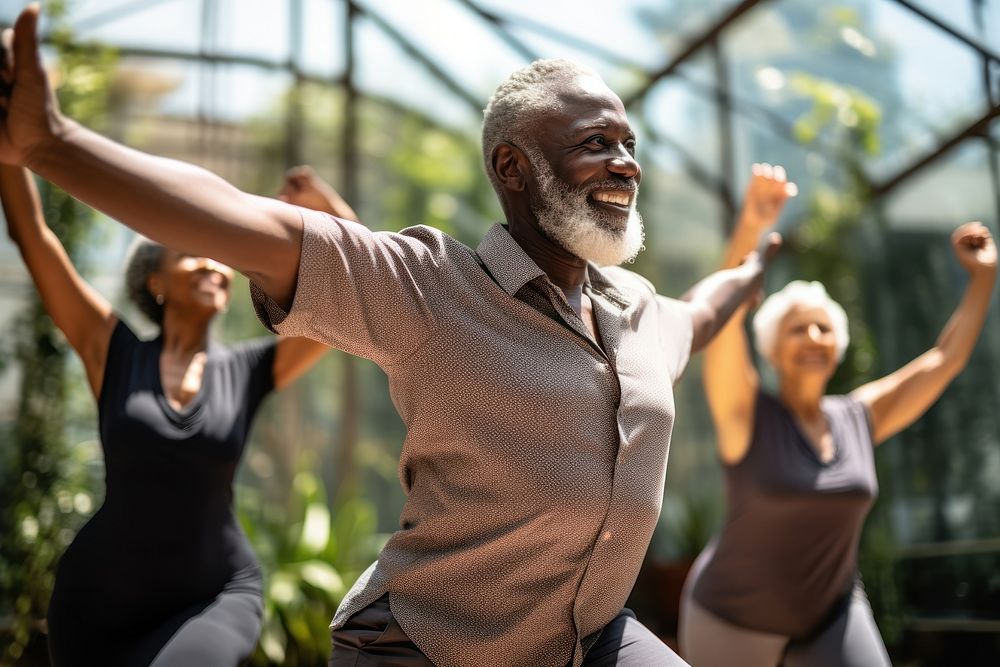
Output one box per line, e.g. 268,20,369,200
691,391,878,637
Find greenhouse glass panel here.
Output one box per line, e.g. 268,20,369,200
359,0,527,100
57,0,203,53
474,0,679,70
213,0,289,62
354,15,481,132
299,0,347,79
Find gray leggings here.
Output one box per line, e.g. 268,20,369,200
679,585,890,667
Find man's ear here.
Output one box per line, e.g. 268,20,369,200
492,142,529,192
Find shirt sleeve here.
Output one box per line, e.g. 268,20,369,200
844,394,877,449
249,208,441,367
655,295,694,385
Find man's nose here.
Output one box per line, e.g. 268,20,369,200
607,145,640,180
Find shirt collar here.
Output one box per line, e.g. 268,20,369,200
586,264,637,310
476,223,547,296
476,223,637,309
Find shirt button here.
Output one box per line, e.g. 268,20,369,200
601,531,612,542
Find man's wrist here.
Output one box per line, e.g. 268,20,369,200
23,115,77,174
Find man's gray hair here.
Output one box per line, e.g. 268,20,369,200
124,236,167,326
481,59,601,197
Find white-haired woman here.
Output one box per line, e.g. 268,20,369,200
678,164,997,666
0,164,349,666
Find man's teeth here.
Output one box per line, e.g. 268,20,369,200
593,192,632,206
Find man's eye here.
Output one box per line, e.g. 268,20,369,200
587,135,607,147
625,140,637,154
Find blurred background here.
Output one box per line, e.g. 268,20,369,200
0,0,998,665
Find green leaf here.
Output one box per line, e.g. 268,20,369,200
298,560,346,599
297,501,331,557
269,572,300,607
258,620,287,664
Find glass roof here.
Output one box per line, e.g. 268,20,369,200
0,0,996,205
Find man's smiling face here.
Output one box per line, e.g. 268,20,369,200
524,75,645,266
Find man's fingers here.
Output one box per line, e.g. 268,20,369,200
12,5,42,83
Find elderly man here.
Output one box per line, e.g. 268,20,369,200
2,7,778,666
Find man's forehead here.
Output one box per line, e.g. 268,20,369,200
546,75,631,133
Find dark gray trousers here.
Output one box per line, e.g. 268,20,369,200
330,594,689,666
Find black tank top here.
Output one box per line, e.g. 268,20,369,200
51,319,276,633
692,391,878,637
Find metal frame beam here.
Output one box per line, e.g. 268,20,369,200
891,0,1000,64
621,0,765,108
872,103,1000,197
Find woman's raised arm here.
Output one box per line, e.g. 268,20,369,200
0,164,116,395
851,223,997,444
703,164,796,463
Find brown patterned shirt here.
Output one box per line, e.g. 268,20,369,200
250,211,694,667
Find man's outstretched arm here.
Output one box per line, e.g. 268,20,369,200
1,7,302,307
679,233,781,354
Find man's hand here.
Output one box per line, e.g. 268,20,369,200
740,231,782,310
740,163,797,230
0,6,68,167
683,233,782,353
278,165,358,222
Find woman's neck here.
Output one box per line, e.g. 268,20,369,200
778,374,827,420
160,308,212,357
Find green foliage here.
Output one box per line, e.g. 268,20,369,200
657,490,722,560
789,74,881,156
239,457,382,667
0,2,117,661
786,72,880,393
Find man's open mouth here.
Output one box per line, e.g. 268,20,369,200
589,190,634,213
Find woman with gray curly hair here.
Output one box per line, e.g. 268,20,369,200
678,164,997,666
0,163,348,665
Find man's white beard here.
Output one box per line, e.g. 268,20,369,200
526,147,644,267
